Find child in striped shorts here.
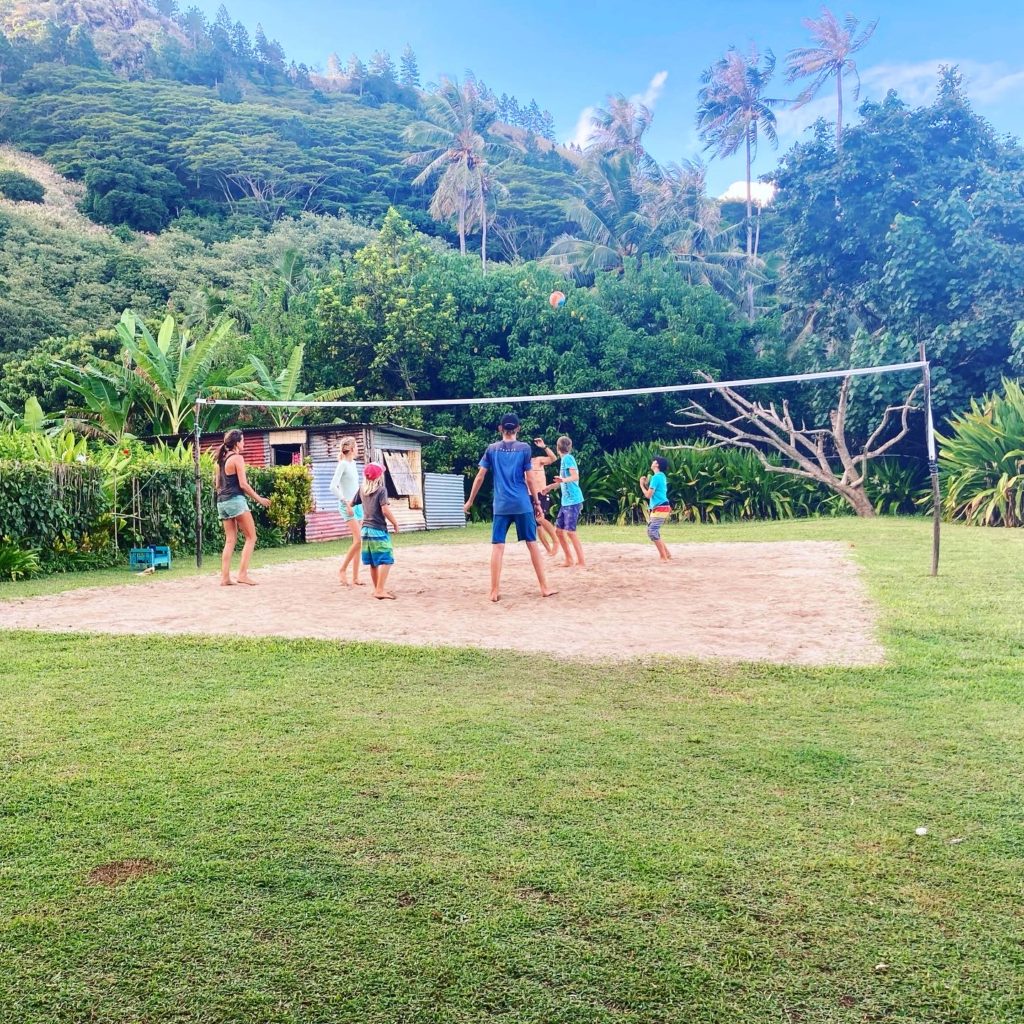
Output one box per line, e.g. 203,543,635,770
640,456,673,562
359,463,400,599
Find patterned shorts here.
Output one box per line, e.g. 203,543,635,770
555,502,582,532
360,526,394,567
647,505,671,541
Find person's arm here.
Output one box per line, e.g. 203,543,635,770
233,456,271,508
382,500,400,533
329,462,344,499
464,467,487,514
532,439,556,466
525,466,542,513
639,474,654,499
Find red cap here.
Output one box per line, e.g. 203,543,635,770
363,463,384,480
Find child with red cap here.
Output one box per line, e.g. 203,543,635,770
359,463,400,599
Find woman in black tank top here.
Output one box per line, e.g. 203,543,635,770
214,430,271,586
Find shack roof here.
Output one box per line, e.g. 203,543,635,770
189,422,443,443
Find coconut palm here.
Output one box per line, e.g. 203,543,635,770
641,160,747,301
405,77,503,256
587,94,654,163
696,46,781,319
785,7,877,147
544,152,655,275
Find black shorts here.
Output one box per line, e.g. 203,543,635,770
536,493,552,517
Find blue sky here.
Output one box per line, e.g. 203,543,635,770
198,1,1024,193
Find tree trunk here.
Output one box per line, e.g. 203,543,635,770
458,187,467,255
480,190,487,273
842,483,875,517
836,73,844,149
744,131,755,321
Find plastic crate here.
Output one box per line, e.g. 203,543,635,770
129,546,172,571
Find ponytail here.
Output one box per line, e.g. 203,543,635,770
214,429,244,488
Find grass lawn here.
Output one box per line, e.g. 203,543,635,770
1,519,1022,1022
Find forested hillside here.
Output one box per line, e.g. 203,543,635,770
1,0,1023,482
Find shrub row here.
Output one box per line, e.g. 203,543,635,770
0,459,312,575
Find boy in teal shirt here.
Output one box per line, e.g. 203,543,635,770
542,434,586,568
639,456,672,562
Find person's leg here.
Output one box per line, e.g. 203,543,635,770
655,538,671,560
539,517,558,555
489,544,505,602
340,518,364,584
236,512,258,584
220,517,237,585
373,563,395,599
569,529,585,567
526,541,557,597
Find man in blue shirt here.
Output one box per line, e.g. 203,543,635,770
464,413,557,603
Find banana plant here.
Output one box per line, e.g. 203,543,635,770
54,356,140,442
115,310,234,436
221,344,352,427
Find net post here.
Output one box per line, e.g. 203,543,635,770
919,344,941,577
193,398,203,570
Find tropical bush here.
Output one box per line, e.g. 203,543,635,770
0,540,42,581
939,379,1024,527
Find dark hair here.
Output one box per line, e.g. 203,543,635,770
653,456,669,474
214,429,244,486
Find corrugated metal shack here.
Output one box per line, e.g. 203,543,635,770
199,423,465,541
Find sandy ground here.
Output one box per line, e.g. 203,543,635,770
0,541,883,666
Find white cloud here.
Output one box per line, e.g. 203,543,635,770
565,70,669,149
775,59,1024,142
633,70,669,110
568,105,597,149
718,180,776,206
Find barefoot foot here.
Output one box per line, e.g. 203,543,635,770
541,588,558,598
489,591,501,603
220,578,235,587
237,577,257,586
373,590,397,600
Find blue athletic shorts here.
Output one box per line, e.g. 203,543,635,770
492,512,538,544
556,502,582,532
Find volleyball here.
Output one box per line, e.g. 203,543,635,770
549,290,566,309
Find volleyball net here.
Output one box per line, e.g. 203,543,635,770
192,358,942,574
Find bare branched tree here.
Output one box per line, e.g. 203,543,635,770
668,373,922,517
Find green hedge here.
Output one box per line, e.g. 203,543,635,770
0,458,313,574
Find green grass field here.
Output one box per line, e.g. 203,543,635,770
1,520,1022,1023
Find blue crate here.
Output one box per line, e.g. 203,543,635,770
150,546,172,569
129,548,154,570
129,546,172,571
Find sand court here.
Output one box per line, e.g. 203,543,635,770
0,540,883,666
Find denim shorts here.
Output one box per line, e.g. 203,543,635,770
492,512,538,544
555,502,582,532
217,495,249,520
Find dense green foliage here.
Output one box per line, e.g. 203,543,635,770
0,5,1020,528
0,166,43,201
771,69,1024,429
939,378,1024,527
0,429,313,569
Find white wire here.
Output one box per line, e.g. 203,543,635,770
196,361,927,410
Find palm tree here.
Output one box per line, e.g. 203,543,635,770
785,7,877,148
587,94,654,162
223,344,352,427
404,77,501,256
545,152,654,275
641,160,748,302
696,45,781,319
